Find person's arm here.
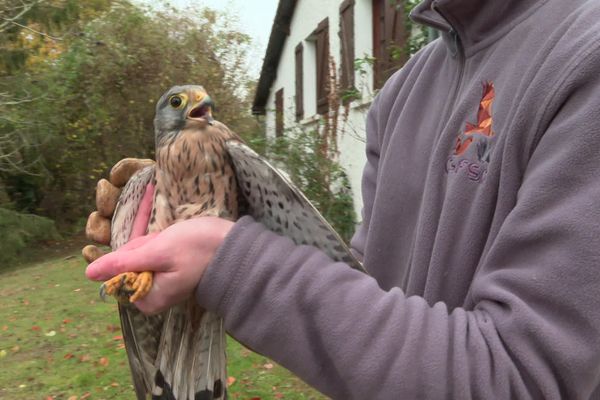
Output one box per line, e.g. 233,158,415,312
193,75,600,399
87,59,600,399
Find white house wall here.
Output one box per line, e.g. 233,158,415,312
263,0,375,222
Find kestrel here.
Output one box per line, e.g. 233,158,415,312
94,85,365,400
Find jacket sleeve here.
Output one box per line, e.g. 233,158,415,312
195,66,600,400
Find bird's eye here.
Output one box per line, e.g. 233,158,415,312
169,95,184,108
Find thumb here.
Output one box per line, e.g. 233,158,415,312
130,183,155,240
117,232,159,253
86,242,162,281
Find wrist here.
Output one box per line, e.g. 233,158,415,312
195,216,262,313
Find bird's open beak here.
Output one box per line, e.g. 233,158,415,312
187,92,214,125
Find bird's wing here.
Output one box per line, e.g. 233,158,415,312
154,302,226,400
110,165,163,400
111,165,155,249
225,140,367,274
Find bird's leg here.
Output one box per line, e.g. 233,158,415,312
100,271,154,304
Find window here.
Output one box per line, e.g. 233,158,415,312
339,0,355,102
311,18,330,115
295,43,304,121
372,0,408,88
275,88,284,137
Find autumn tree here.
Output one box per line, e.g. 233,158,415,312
1,1,259,225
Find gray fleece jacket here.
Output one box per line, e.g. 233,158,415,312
196,0,600,398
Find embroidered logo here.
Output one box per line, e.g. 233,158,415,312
446,82,496,182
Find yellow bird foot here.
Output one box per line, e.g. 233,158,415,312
99,271,154,304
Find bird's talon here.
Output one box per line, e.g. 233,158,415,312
99,271,153,304
99,284,108,301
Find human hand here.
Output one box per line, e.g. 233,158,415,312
85,216,235,314
82,158,155,263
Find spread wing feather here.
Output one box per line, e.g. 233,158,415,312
226,140,367,274
110,165,163,400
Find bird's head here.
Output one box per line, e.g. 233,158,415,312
154,85,215,146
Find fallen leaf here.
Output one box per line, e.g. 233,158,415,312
275,393,284,399
64,353,74,360
0,350,7,359
68,396,77,400
80,392,91,399
263,363,274,370
23,299,29,305
45,396,54,400
99,357,109,367
79,354,91,362
110,382,119,387
63,319,72,324
116,343,125,350
112,335,123,341
45,330,57,337
18,384,26,388
227,376,236,386
32,326,41,331
12,345,20,352
2,325,8,331
73,288,81,292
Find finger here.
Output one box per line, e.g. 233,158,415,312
133,281,168,315
82,245,105,264
134,299,163,316
133,275,185,316
130,183,155,240
86,243,163,281
118,232,158,252
85,211,111,245
110,158,155,188
96,179,121,218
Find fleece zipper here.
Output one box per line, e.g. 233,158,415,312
433,1,466,148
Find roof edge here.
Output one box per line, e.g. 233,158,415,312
252,0,298,115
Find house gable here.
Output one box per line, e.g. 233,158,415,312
252,0,422,220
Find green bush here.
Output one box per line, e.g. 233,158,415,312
0,207,60,267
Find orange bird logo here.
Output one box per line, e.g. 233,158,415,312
454,82,495,162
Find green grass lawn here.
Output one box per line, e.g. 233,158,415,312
0,253,327,400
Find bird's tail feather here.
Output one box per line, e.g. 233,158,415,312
152,299,227,400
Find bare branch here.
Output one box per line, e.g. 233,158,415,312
0,88,44,174
0,0,42,34
3,18,63,41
